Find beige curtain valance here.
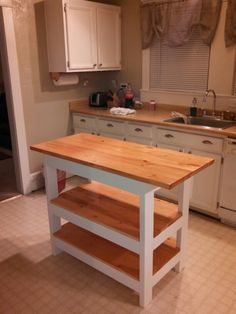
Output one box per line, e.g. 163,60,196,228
225,0,236,47
140,0,222,49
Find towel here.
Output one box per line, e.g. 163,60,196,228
110,107,136,116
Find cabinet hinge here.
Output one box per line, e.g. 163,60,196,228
67,60,70,68
64,3,67,12
217,201,220,208
221,157,224,164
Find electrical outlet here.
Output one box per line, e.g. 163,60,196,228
120,83,128,89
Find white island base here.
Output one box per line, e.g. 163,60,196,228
44,155,192,307
31,133,213,307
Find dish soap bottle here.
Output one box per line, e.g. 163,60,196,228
190,97,198,116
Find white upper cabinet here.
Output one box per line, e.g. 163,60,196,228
44,0,121,72
65,3,97,70
96,6,121,70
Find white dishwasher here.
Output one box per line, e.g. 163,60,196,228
219,138,236,226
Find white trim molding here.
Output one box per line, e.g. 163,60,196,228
0,6,31,194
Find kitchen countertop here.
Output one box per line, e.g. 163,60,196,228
69,100,236,138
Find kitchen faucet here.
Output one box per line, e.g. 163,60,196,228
205,89,216,116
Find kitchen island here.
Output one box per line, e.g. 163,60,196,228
31,133,214,307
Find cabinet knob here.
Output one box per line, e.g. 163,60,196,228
107,123,114,127
135,128,143,132
80,119,86,122
165,134,174,138
93,64,97,67
99,63,103,67
202,140,213,145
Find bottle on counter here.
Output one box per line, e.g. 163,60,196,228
149,99,157,111
124,83,134,108
190,97,198,116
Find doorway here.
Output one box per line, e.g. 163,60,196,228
0,59,19,201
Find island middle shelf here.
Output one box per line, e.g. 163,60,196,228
50,181,182,243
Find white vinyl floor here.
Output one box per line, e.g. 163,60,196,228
0,178,236,314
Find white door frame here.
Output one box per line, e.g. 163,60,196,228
0,1,31,194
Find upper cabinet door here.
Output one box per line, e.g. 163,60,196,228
65,3,97,70
96,6,121,70
44,0,121,72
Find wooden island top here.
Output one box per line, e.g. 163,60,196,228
31,133,214,189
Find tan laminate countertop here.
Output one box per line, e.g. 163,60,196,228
69,100,236,138
31,133,214,189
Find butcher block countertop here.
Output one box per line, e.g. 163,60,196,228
31,133,214,189
69,100,236,138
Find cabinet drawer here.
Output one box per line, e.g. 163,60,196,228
73,114,96,131
127,123,152,139
188,134,223,153
157,129,187,147
97,119,125,136
157,128,223,153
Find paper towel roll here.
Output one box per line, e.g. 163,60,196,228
52,73,79,86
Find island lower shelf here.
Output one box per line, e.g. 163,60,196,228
54,222,180,280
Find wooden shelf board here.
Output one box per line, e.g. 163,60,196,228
51,181,181,240
54,222,180,280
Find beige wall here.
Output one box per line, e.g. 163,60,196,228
111,0,142,96
0,59,3,91
12,0,141,174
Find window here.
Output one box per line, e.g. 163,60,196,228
150,28,210,92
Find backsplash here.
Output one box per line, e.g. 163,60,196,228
141,89,236,114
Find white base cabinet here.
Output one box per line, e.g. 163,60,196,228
190,150,221,215
156,127,223,216
45,0,121,72
71,113,224,217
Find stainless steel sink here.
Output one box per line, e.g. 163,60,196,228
164,116,236,129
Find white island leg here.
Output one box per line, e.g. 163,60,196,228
139,189,155,307
43,156,62,256
175,178,193,272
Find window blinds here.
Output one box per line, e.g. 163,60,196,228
150,29,210,92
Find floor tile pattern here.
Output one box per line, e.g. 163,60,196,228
0,180,236,313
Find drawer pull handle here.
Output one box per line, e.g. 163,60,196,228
107,123,114,127
165,134,174,138
80,119,86,122
135,128,143,132
202,140,213,145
